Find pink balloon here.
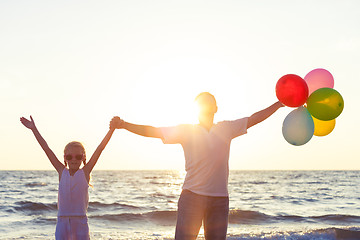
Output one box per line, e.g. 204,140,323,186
304,68,334,95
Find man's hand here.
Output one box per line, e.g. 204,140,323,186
110,116,125,129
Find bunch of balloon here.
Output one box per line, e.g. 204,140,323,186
305,69,344,137
276,68,344,146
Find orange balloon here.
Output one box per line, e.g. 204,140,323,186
312,116,336,137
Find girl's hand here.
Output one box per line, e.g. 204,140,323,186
110,116,125,129
20,116,36,130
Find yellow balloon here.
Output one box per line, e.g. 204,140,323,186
312,116,336,137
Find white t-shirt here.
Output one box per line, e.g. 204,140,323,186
161,117,248,197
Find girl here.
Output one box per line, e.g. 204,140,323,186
20,115,117,240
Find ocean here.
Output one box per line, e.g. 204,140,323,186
1,170,360,239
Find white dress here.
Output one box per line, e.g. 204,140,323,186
55,168,90,240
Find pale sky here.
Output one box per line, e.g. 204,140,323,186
1,0,359,170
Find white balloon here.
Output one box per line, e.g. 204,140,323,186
282,107,314,146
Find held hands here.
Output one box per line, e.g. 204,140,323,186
20,116,36,130
110,116,125,130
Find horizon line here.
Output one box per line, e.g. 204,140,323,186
1,169,359,171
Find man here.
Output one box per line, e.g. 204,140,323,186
113,92,284,239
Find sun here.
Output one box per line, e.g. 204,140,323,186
124,54,242,127
128,82,200,126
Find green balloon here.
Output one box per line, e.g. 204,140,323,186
306,88,344,121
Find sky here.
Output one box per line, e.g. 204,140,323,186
1,0,359,170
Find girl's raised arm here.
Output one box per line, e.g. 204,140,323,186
20,116,65,174
82,118,116,177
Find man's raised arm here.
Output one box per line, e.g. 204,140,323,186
112,117,163,138
247,101,284,129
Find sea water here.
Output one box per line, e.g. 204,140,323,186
1,170,360,239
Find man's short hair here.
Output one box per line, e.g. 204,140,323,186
195,92,217,106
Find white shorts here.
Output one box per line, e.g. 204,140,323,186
55,216,90,240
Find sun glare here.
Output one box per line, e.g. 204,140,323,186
160,98,199,126
130,85,200,126
126,56,228,126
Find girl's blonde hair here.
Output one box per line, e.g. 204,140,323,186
63,141,86,167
